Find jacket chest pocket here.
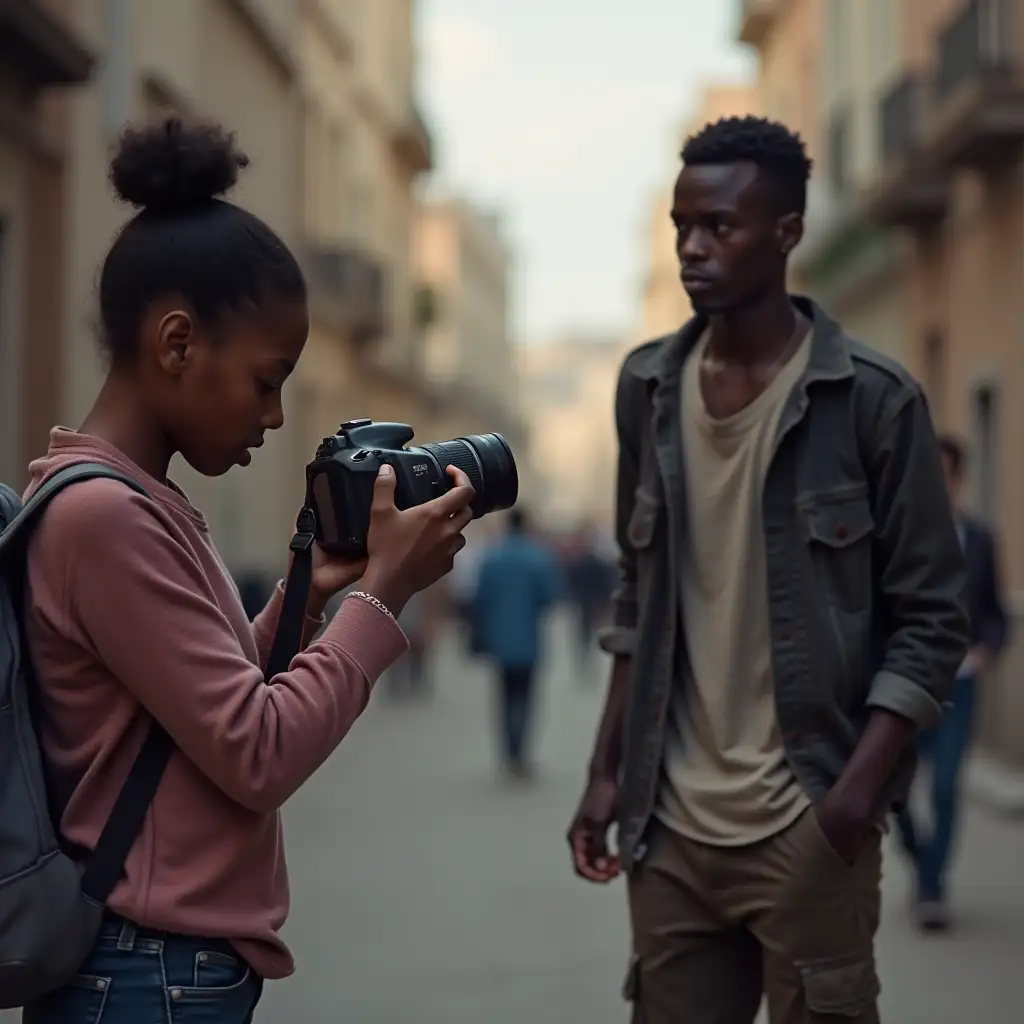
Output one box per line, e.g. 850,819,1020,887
799,487,874,612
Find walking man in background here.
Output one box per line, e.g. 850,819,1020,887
566,116,968,1023
563,522,616,679
897,434,1008,931
474,509,561,780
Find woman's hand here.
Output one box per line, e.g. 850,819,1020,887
360,464,475,616
306,547,368,619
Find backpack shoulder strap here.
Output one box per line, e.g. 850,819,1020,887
0,462,146,562
1,461,175,906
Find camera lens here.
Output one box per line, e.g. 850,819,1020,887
421,433,519,518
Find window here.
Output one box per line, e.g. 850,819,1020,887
971,382,998,520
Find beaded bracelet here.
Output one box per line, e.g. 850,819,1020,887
346,591,397,624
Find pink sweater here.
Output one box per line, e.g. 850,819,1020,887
23,429,408,979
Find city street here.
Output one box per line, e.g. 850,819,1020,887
5,615,1023,1024
260,613,1024,1023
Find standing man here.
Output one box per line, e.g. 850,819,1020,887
474,509,561,780
566,116,969,1024
897,434,1008,930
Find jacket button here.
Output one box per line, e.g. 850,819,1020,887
836,524,849,540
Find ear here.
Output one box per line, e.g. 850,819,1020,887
154,310,195,377
776,212,804,257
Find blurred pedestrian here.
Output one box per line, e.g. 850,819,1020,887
566,117,968,1024
449,521,486,655
388,582,444,699
473,509,561,780
563,523,615,679
897,435,1009,930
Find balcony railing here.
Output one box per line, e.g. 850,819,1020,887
866,73,949,230
935,0,1014,101
305,245,387,344
925,0,1024,170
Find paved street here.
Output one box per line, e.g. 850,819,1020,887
6,613,1024,1023
261,613,1024,1023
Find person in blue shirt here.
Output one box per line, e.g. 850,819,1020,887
473,509,562,779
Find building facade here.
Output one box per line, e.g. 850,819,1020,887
0,0,95,488
294,0,448,515
517,334,629,534
742,0,1024,769
53,0,302,581
11,0,444,592
413,197,524,449
640,83,761,340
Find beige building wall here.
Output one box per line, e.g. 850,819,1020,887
414,198,519,434
518,335,629,532
640,83,761,340
0,1,94,490
57,0,304,576
295,0,437,490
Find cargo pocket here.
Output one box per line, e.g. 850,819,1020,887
621,954,643,1021
799,952,879,1019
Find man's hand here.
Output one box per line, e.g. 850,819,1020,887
567,775,621,883
965,644,993,677
814,786,874,867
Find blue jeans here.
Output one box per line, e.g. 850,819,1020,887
897,674,977,900
22,916,263,1023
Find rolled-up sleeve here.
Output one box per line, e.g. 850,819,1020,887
598,363,642,657
865,383,970,729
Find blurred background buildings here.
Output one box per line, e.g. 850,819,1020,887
1,2,1024,1020
0,0,1023,824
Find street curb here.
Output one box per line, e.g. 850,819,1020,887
965,757,1024,818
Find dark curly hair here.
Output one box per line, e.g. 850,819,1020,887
681,116,813,217
98,116,305,366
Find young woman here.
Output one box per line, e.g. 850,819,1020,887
21,117,474,1023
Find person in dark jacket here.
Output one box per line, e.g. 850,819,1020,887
897,434,1009,930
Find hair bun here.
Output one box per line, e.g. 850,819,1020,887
110,117,250,214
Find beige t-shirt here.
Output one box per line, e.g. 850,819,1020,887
656,329,812,847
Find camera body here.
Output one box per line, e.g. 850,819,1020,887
305,418,518,559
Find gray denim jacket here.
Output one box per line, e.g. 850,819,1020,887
599,297,970,871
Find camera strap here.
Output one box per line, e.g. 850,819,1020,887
266,505,317,679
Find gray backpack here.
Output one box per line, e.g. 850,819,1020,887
0,463,173,1008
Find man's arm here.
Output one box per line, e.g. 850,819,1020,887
568,361,645,881
829,383,970,824
591,362,644,778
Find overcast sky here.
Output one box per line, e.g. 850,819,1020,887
417,2,753,343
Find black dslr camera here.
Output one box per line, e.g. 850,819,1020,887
305,419,519,559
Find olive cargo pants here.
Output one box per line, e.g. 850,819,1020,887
625,809,882,1023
